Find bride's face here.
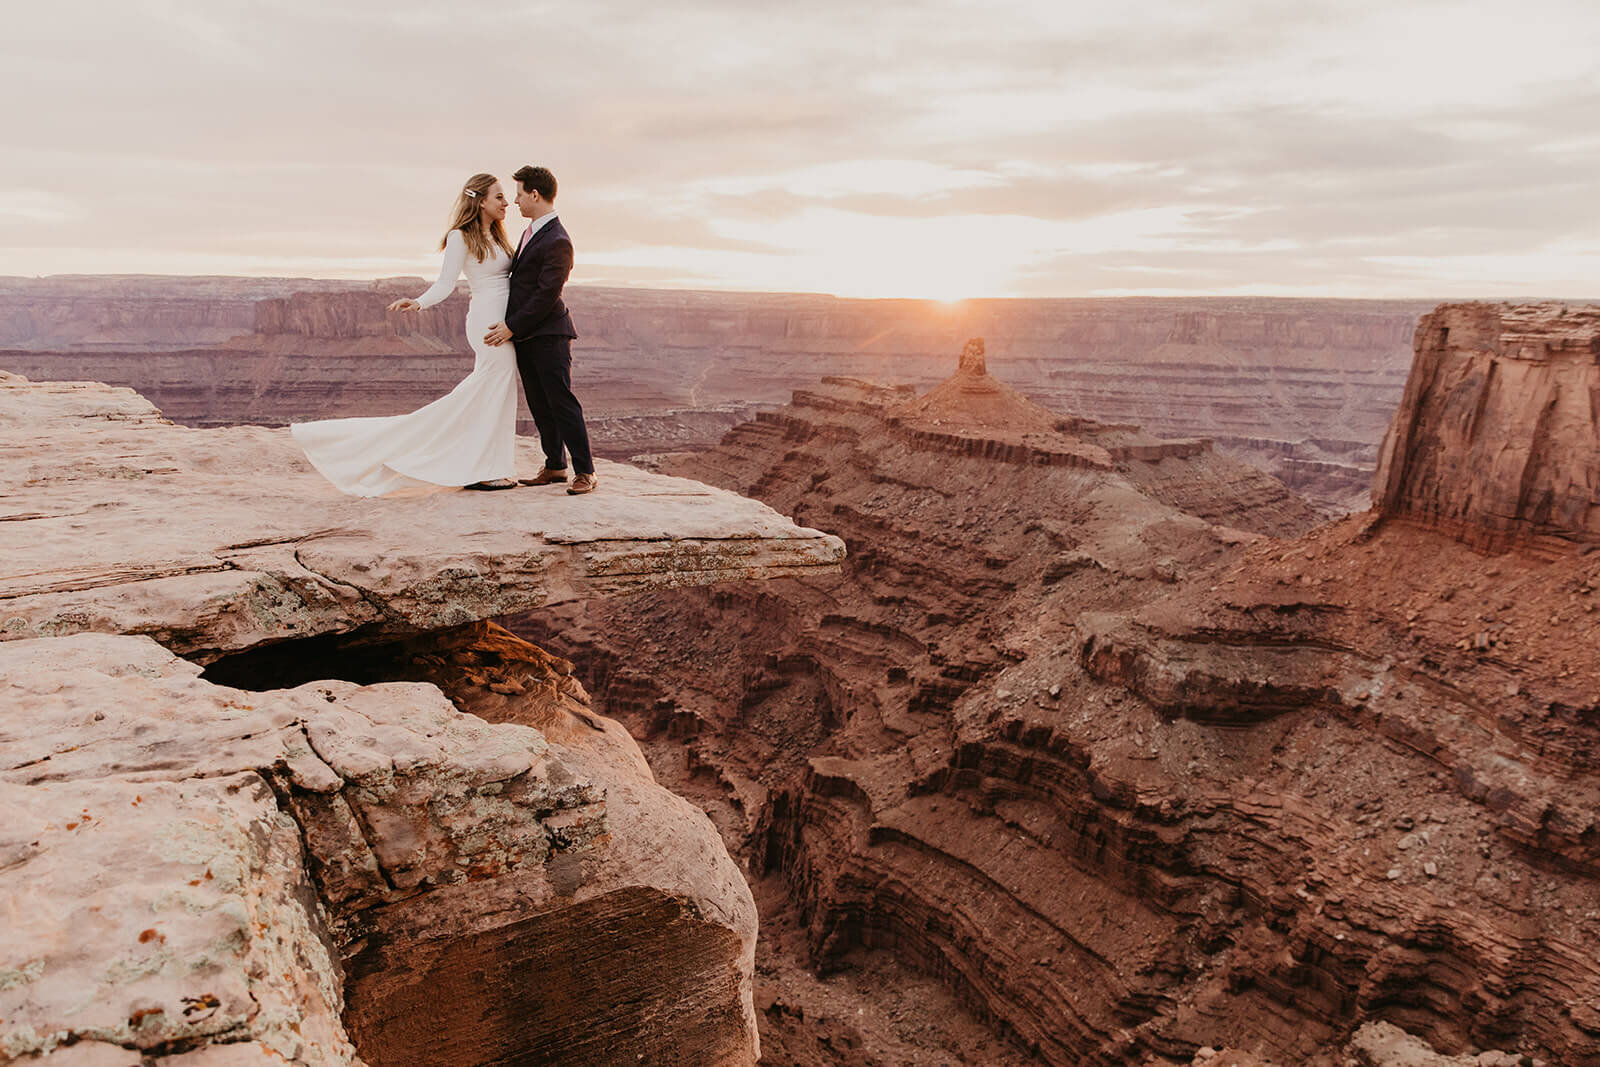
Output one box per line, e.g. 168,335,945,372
481,182,509,224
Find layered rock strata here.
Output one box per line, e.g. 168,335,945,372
1,372,847,1064
513,320,1600,1064
512,351,1324,1062
1,276,1433,511
1068,513,1600,1063
1374,302,1600,551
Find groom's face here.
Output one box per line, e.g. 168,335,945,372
515,184,543,218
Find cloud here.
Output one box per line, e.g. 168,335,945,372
3,0,1600,297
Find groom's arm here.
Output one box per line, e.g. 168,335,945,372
504,238,574,339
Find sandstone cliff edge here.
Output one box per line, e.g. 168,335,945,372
0,371,846,1065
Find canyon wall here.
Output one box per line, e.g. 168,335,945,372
1373,302,1600,551
513,319,1600,1064
0,276,1433,510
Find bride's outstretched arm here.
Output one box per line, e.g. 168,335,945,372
390,229,467,313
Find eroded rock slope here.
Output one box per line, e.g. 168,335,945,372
514,315,1600,1065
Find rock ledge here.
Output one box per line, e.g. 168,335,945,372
0,372,844,660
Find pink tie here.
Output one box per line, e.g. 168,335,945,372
516,224,532,256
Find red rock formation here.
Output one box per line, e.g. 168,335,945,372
512,324,1600,1064
899,336,1062,433
1,625,763,1066
276,623,763,1067
509,354,1326,1062
1373,302,1600,552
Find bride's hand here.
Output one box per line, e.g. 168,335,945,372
387,298,420,313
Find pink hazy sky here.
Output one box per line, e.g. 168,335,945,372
4,0,1599,301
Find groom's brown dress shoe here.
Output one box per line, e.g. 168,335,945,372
465,478,518,491
519,467,569,486
566,473,598,495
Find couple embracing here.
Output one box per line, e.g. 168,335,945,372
292,166,596,497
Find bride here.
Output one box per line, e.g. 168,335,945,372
292,173,522,495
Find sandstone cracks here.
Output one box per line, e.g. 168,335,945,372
2,631,619,1052
2,609,761,1067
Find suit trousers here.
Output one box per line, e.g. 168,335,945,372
514,335,593,476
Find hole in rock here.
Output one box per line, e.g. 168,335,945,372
202,619,599,736
200,624,402,691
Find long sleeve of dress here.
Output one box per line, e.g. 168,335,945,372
414,228,467,309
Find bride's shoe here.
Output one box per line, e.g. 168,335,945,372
464,478,518,491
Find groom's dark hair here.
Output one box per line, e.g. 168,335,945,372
513,165,557,201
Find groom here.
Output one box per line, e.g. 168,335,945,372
484,164,596,495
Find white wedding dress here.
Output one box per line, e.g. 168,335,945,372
291,229,518,496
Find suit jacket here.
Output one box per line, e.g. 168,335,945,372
506,216,578,341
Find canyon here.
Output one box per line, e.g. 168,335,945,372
5,283,1597,1065
0,276,1434,515
510,305,1600,1064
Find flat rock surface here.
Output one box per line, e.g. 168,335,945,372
0,372,843,661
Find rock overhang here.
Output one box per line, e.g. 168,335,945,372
0,369,789,1063
0,373,846,662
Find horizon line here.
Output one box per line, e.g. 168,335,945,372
2,272,1587,307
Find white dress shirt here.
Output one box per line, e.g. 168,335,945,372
516,210,559,256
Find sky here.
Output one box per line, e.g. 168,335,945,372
3,0,1599,301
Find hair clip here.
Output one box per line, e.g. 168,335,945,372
465,189,479,198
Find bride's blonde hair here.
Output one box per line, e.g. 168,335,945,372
442,173,514,262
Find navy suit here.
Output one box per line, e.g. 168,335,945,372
506,216,592,475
